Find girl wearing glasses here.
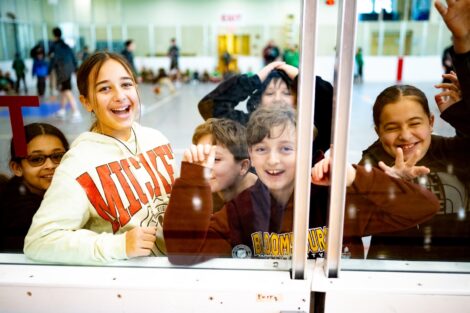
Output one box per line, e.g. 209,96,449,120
24,52,174,265
0,123,69,252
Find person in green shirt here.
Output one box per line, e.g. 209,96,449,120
283,44,299,68
355,47,364,83
12,52,28,94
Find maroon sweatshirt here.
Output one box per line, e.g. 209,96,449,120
164,162,440,265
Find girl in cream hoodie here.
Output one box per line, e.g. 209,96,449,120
24,52,175,265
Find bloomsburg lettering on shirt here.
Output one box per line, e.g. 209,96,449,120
76,144,174,233
250,226,328,257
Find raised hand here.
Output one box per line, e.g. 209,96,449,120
311,156,331,186
378,147,430,180
434,71,462,112
256,61,286,82
183,143,216,177
125,226,157,258
276,62,299,80
311,155,356,187
435,0,470,53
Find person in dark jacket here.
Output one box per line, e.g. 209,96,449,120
0,123,69,252
167,38,179,71
12,52,28,94
198,61,333,154
50,27,81,121
121,39,137,75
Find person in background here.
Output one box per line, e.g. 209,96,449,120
191,118,258,212
12,52,28,94
163,105,439,265
441,44,454,83
24,52,175,265
50,27,81,121
168,38,180,71
283,44,299,68
32,49,49,97
221,50,233,78
153,68,176,94
0,123,69,252
121,39,138,76
78,45,90,66
262,40,281,65
0,69,15,95
354,47,364,84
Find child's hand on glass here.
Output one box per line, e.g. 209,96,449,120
378,147,430,181
434,71,462,113
311,155,356,187
183,144,216,169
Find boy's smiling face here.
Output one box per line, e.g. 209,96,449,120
197,134,245,193
249,123,296,205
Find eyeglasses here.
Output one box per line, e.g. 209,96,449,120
23,151,66,167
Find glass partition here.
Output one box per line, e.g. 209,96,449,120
0,0,305,273
1,0,469,278
338,0,470,274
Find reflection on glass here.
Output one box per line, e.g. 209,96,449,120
1,0,466,274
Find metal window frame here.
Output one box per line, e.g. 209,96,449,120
324,0,358,278
291,0,319,280
293,0,358,279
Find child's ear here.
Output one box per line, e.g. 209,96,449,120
9,161,23,177
374,125,379,136
239,159,251,176
429,114,435,129
80,95,93,112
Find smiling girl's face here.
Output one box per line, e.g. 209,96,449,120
11,134,66,195
377,97,434,162
80,59,139,140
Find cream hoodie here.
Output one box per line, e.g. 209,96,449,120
24,123,175,265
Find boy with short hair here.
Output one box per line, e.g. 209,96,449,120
191,118,257,212
164,105,439,265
